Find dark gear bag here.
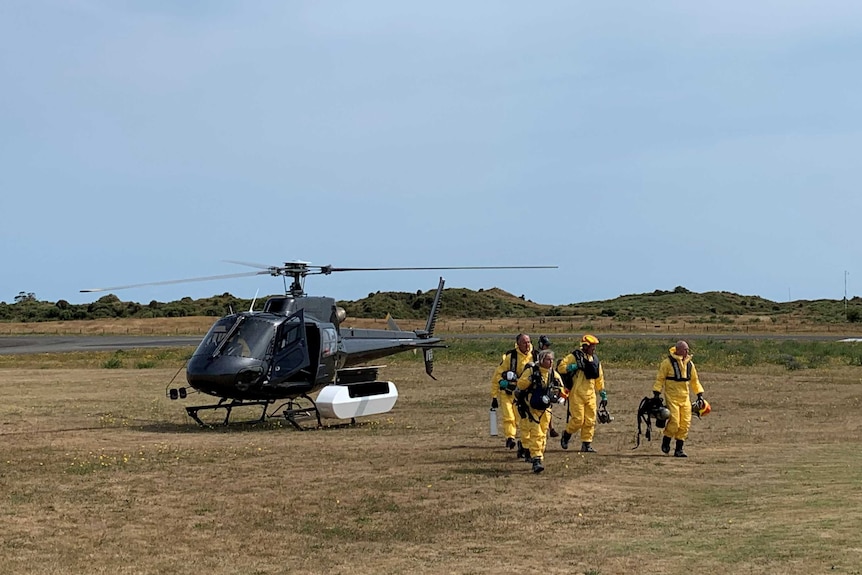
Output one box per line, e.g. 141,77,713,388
633,395,670,449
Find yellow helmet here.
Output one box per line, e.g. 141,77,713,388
581,334,599,345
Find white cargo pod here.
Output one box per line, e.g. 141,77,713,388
316,381,398,420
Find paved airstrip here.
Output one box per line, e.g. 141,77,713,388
0,335,202,355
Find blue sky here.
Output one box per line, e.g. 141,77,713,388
2,2,861,307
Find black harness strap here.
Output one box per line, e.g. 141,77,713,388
504,348,538,396
508,348,538,374
576,349,601,380
667,355,693,382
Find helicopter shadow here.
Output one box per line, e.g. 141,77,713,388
132,416,368,434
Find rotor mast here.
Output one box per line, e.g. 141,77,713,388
269,262,314,298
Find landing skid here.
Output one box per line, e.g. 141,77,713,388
184,394,358,430
186,394,356,431
185,398,272,427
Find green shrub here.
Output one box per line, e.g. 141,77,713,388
778,354,803,370
102,356,124,369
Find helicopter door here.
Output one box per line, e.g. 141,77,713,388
270,310,311,382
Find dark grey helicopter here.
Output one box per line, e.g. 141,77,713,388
82,261,555,428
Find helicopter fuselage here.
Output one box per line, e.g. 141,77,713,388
184,295,442,402
186,308,332,401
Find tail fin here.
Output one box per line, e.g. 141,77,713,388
385,313,401,331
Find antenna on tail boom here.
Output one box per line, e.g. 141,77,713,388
422,277,446,380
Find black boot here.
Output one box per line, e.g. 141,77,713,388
674,439,687,458
532,457,545,474
661,436,672,454
560,431,572,450
580,442,596,453
523,449,531,462
516,440,524,459
549,423,559,438
506,437,516,450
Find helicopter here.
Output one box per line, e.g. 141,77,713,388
81,261,556,428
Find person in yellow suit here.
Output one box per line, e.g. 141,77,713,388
536,335,560,439
556,334,606,453
652,340,706,458
490,333,536,455
516,349,564,474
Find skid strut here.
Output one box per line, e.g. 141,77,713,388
277,394,323,430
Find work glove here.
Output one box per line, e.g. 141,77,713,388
566,363,578,374
653,390,661,399
498,379,509,390
491,398,499,410
599,390,607,402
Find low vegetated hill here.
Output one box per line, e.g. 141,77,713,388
340,287,546,319
343,285,862,326
2,285,861,325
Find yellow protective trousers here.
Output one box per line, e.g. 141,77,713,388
663,396,692,441
565,387,597,442
499,392,520,440
521,407,551,460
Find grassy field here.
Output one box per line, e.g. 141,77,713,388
2,342,862,574
2,312,862,337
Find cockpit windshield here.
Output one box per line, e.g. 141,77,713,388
193,316,276,360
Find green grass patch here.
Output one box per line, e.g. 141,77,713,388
425,337,862,370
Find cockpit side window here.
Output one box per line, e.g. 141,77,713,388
270,310,310,380
321,327,337,358
277,316,303,351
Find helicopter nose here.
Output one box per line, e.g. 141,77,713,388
236,367,264,385
186,356,264,390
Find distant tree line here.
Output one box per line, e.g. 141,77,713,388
3,288,862,324
0,293,255,323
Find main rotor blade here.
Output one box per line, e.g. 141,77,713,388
322,265,558,274
80,271,269,293
222,259,274,270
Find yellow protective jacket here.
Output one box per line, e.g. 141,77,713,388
490,344,536,400
653,346,704,402
556,350,605,399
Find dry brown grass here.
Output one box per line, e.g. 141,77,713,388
0,314,856,337
2,356,862,574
